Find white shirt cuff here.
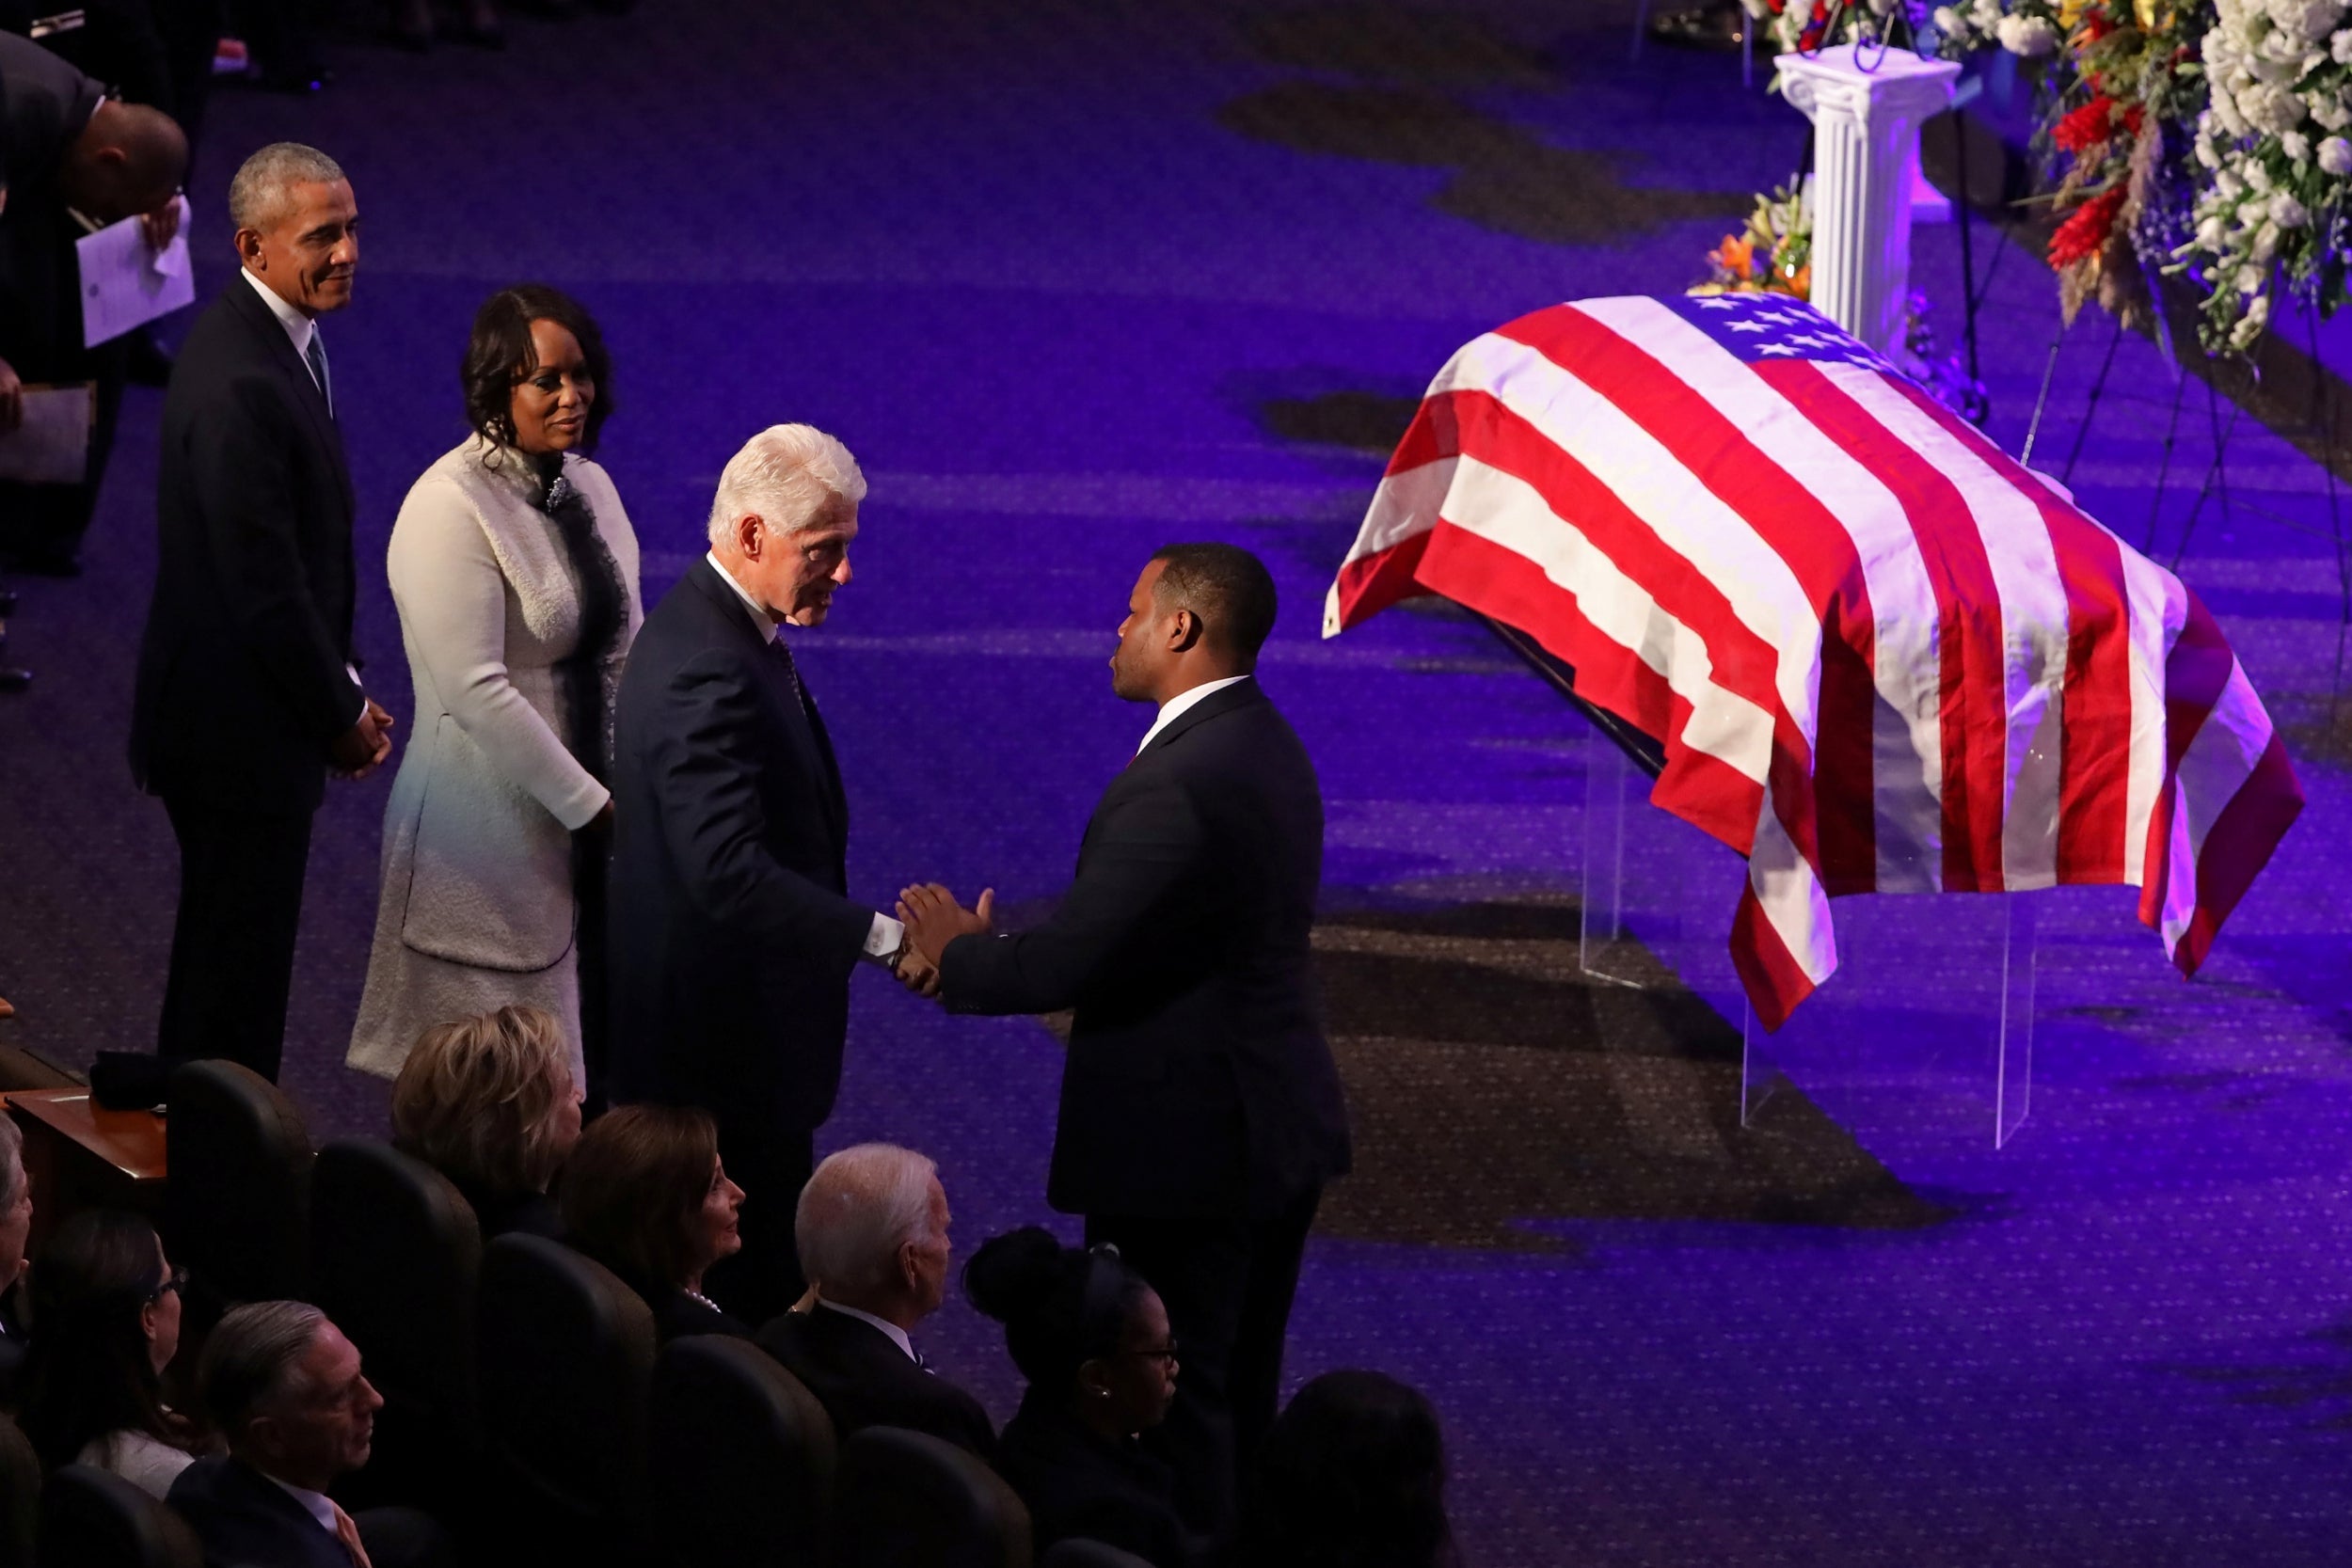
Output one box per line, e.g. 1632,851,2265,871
864,912,905,964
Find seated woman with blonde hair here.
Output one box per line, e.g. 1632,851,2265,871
390,1003,584,1240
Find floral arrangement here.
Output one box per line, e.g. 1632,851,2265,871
1692,190,1991,419
2176,0,2352,349
1743,0,1920,65
1696,186,1816,298
1936,0,2211,329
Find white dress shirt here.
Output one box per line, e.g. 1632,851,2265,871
263,1473,341,1538
241,267,323,380
1136,674,1252,755
705,554,903,962
817,1298,918,1362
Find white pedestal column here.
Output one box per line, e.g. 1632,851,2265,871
1775,45,1960,355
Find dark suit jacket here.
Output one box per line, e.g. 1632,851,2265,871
582,1250,752,1345
130,277,360,812
0,31,103,369
607,559,872,1137
940,679,1350,1217
167,1455,353,1568
994,1391,1205,1568
756,1305,993,1458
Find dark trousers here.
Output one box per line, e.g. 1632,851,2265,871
1088,1185,1322,1537
702,1119,813,1326
157,796,312,1082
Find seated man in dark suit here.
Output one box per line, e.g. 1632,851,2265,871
757,1144,993,1457
168,1300,450,1568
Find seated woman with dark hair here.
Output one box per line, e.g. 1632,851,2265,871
964,1227,1206,1568
16,1211,208,1497
389,1003,584,1239
1236,1370,1457,1568
560,1103,750,1341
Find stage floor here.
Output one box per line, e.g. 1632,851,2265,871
3,2,2349,1560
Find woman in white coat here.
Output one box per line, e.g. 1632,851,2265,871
349,285,641,1088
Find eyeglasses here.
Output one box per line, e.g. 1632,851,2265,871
1120,1338,1180,1367
146,1265,187,1304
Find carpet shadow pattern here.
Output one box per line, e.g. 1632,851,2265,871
1216,81,1752,246
1027,895,1941,1251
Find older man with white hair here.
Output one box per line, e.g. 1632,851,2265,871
756,1143,993,1457
608,425,924,1323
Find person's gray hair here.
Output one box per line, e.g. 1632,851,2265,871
199,1300,328,1439
0,1116,21,1211
796,1144,940,1297
706,424,866,547
229,142,346,231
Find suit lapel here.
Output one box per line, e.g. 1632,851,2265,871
224,280,355,523
685,561,848,844
1076,679,1264,870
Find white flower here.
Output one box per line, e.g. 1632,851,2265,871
1933,5,1962,30
2291,0,2346,39
2334,24,2352,57
2244,80,2311,135
2273,190,2312,225
2247,157,2275,190
2285,130,2313,162
2231,293,2273,348
2199,214,2230,245
2321,134,2352,170
1995,12,2059,53
2252,219,2282,260
1971,0,2001,24
2238,263,2269,292
2217,166,2248,198
2312,93,2352,129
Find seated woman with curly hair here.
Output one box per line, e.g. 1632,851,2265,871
16,1210,210,1497
560,1103,750,1342
390,1003,584,1240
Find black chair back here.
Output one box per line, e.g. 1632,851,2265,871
0,1414,36,1568
311,1137,484,1511
649,1335,836,1568
477,1233,656,1562
163,1059,312,1307
1041,1543,1156,1568
39,1465,202,1568
835,1426,1031,1568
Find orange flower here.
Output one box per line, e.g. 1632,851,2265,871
1712,234,1756,281
1784,263,1812,301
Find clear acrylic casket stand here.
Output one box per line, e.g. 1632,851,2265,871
1578,720,2039,1148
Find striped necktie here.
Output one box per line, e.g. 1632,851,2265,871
305,329,333,418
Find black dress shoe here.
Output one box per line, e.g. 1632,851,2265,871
126,330,174,388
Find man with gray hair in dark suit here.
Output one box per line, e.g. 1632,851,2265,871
167,1300,449,1567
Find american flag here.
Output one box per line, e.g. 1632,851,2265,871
1325,294,2305,1029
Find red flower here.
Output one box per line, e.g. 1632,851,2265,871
2055,96,2120,154
2082,13,2114,41
2123,103,2144,137
2047,186,2127,269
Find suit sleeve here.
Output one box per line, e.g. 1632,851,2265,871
186,371,363,747
938,778,1205,1015
645,650,874,968
387,481,608,829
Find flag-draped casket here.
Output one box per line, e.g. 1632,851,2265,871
1325,294,2303,1029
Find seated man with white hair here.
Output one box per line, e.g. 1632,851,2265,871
608,424,929,1324
757,1144,994,1458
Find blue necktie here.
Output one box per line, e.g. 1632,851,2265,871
305,330,332,418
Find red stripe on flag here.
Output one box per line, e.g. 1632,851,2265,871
1331,527,1435,630
1732,884,1817,1032
1882,379,2137,884
2159,588,2237,771
1410,521,1767,851
1407,388,1800,762
1500,312,1865,886
2162,731,2304,975
1755,362,2009,892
